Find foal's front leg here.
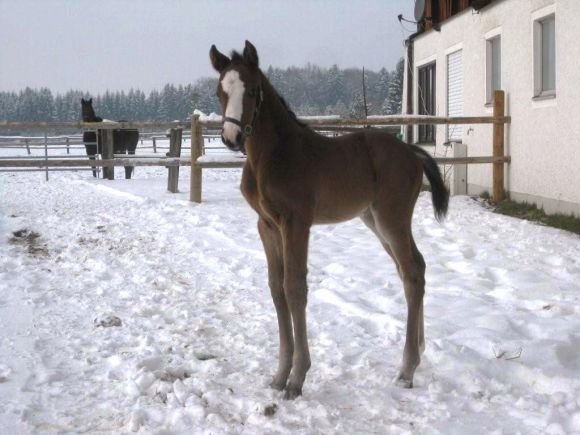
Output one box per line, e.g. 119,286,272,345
257,218,293,390
281,217,311,400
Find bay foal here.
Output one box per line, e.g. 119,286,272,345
210,41,449,399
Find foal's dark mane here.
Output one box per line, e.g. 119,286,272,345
229,50,309,130
274,91,309,129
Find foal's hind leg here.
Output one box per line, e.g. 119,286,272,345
257,218,293,391
361,209,400,277
391,233,425,387
411,237,426,354
362,210,426,356
371,210,426,388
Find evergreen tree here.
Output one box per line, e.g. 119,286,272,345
0,60,406,123
349,91,366,119
133,89,147,120
64,90,83,121
157,84,175,120
383,58,404,115
266,66,283,90
99,91,113,119
127,88,138,120
37,88,55,121
374,67,390,105
147,90,161,120
325,64,346,107
0,92,17,120
194,78,219,115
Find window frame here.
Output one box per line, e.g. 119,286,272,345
485,34,501,105
533,10,556,99
417,61,437,144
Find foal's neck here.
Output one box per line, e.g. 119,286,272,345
251,73,304,148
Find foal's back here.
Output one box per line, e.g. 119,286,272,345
301,129,423,225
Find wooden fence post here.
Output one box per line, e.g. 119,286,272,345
190,114,203,203
167,128,183,193
152,137,157,153
101,129,114,180
66,137,70,154
492,90,506,202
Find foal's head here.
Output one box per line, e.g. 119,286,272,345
81,98,97,122
210,40,263,153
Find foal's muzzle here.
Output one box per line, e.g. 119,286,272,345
221,130,245,154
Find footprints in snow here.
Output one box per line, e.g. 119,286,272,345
9,229,48,257
94,315,123,328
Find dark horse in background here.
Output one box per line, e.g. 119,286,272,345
81,98,139,179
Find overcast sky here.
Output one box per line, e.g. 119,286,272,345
0,0,414,94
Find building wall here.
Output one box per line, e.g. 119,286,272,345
404,0,580,215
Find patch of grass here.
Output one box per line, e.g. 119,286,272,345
491,199,580,236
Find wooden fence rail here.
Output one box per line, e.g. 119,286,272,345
0,115,510,131
0,158,191,168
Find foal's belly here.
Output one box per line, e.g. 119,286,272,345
312,195,372,225
311,166,376,224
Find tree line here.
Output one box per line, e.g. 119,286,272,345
0,59,403,123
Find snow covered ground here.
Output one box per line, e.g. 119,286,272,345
1,143,580,434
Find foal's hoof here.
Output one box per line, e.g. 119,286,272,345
269,378,286,391
393,373,413,389
283,384,302,400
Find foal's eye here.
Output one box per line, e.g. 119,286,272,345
247,88,257,98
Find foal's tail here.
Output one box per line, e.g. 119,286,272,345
411,145,449,222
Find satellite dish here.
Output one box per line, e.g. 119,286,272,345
414,0,426,22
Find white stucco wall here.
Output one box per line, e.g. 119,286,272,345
404,0,580,215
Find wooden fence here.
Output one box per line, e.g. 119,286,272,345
0,90,510,202
190,90,510,203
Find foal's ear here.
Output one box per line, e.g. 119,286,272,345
88,98,92,104
243,40,259,68
81,98,85,104
210,45,230,72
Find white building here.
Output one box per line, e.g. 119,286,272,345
402,0,580,215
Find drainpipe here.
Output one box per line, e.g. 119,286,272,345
404,39,414,143
404,31,420,143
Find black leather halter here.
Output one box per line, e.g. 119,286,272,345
223,84,263,138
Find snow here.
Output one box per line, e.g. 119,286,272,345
1,142,580,434
193,110,223,123
298,115,341,120
197,154,246,164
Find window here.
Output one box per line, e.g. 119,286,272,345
534,14,555,97
418,62,436,143
486,36,501,104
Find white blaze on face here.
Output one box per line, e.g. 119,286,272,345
221,70,245,144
